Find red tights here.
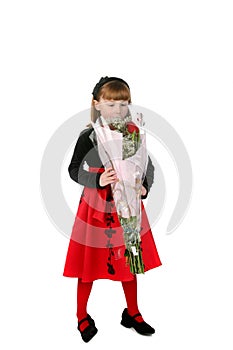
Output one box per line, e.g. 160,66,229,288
77,276,143,331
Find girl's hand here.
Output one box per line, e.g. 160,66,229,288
141,186,147,196
99,167,118,187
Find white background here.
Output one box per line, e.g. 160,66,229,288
1,1,233,349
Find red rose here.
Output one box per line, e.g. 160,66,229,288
109,123,116,130
126,121,139,134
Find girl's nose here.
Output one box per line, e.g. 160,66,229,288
115,104,121,113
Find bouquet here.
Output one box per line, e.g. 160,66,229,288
92,112,148,274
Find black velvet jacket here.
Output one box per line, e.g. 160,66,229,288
68,127,154,199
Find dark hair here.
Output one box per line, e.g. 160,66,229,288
92,76,130,100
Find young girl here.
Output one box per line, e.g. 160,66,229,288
63,76,162,342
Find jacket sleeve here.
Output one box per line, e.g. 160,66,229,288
68,130,104,189
141,155,155,199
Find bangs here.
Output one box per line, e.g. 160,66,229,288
99,81,131,102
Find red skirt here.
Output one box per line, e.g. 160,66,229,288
63,168,162,282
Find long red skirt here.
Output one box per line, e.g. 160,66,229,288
63,173,162,282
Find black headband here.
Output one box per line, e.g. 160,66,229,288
92,76,130,100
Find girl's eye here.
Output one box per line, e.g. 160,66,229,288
107,104,114,107
121,103,127,107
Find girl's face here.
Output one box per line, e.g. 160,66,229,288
94,97,129,122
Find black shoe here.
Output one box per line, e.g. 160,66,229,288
86,314,95,326
78,315,98,343
120,308,155,335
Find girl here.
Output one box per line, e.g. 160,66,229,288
63,76,162,342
